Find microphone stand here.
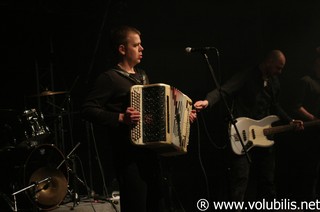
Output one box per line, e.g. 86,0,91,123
201,51,251,164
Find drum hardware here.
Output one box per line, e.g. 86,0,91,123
26,89,69,152
57,142,80,169
36,90,75,155
27,90,85,209
0,192,15,211
12,177,52,212
0,108,51,150
0,144,69,211
23,84,83,208
29,167,68,209
44,100,67,153
20,108,51,144
56,142,84,209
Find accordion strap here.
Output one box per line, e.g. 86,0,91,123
112,68,147,85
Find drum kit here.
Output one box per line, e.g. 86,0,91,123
0,90,74,211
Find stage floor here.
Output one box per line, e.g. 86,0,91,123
53,199,120,212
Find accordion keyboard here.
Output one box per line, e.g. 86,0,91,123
131,88,141,141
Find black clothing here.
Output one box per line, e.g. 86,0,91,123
205,66,292,202
82,66,166,212
82,66,148,127
292,74,320,120
206,66,292,122
277,74,320,201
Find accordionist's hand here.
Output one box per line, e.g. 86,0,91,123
120,107,140,125
189,109,197,124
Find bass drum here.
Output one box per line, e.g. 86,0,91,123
0,144,68,211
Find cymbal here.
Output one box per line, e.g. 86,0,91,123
29,166,68,210
29,90,67,97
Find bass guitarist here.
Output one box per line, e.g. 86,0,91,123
194,50,303,205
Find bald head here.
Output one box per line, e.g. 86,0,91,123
266,50,286,63
261,50,286,77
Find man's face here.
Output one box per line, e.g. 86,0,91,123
267,57,286,76
123,32,144,66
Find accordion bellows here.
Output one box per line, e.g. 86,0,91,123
130,83,192,156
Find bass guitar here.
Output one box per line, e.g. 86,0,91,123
229,115,320,155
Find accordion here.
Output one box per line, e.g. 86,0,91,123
130,83,193,156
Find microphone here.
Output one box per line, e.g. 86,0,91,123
185,47,216,53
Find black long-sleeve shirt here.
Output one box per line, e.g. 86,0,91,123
82,66,148,127
81,66,149,165
291,74,320,120
205,66,292,122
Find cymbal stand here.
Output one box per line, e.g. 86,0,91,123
57,142,85,209
70,154,80,209
45,100,66,153
11,177,51,212
57,142,80,169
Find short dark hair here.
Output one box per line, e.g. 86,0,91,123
110,25,141,51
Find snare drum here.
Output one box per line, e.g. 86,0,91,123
0,144,68,210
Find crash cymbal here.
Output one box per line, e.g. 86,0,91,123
29,166,68,210
29,90,67,97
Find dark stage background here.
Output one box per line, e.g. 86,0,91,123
2,0,320,211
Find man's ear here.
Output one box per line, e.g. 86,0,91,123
118,44,126,56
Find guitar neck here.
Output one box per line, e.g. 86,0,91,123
263,119,320,136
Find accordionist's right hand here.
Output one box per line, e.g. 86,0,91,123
119,107,140,125
189,110,197,124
